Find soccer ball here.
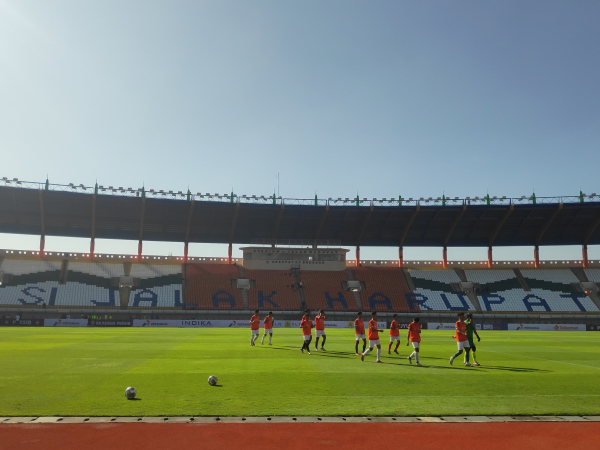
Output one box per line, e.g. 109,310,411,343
208,375,218,386
125,387,137,399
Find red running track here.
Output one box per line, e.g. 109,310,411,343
1,422,599,450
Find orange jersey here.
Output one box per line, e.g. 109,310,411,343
250,315,260,330
408,322,421,342
389,320,400,337
355,319,365,335
368,319,379,340
263,316,273,329
300,317,313,336
315,315,326,330
455,321,468,342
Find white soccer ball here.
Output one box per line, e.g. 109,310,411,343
125,387,137,399
208,375,218,386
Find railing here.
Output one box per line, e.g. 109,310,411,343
2,177,599,207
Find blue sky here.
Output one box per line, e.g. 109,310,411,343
1,1,599,261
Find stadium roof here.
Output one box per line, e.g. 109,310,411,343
1,180,600,248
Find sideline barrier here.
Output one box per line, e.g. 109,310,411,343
507,323,586,331
44,319,88,327
428,322,586,331
90,320,133,327
131,320,388,328
0,318,43,327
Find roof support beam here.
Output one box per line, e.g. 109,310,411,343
488,204,514,246
535,203,563,246
399,205,420,246
229,202,240,245
90,194,96,259
443,205,467,247
314,205,329,244
39,190,45,258
356,205,374,246
184,200,195,244
138,197,146,261
271,204,285,245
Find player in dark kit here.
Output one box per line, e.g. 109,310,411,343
464,313,481,366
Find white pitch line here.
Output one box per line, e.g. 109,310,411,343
485,349,600,371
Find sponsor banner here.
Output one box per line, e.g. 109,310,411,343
479,323,508,331
0,318,43,327
90,320,133,327
507,323,586,331
44,319,88,327
132,319,286,328
427,322,457,330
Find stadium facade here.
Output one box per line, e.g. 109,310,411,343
1,178,600,329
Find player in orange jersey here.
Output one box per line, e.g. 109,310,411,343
354,311,367,355
300,309,313,355
361,311,384,363
314,310,327,351
450,312,471,366
261,311,274,345
388,313,401,354
249,309,260,347
406,317,422,366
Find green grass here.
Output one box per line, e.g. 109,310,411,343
1,327,599,417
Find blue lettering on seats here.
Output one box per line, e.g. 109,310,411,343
18,286,57,305
132,289,158,307
368,293,391,310
405,293,431,311
440,293,470,311
258,291,280,308
212,290,236,308
324,292,348,309
522,294,551,312
481,294,505,311
560,293,588,312
92,289,117,307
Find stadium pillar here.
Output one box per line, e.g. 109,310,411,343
398,246,403,268
355,246,360,267
582,245,588,268
228,243,233,264
137,240,142,262
90,238,95,260
183,243,188,264
443,246,448,269
39,236,45,259
534,245,540,268
487,246,493,268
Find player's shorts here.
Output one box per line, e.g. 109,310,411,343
264,328,273,334
355,334,366,340
316,330,326,337
251,329,260,336
457,340,471,351
411,341,420,349
302,335,312,341
389,336,400,342
368,339,381,347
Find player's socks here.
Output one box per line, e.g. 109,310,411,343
363,348,371,357
362,343,366,353
261,336,265,345
376,347,381,361
465,352,470,363
269,335,272,345
388,343,392,353
394,342,400,351
415,353,419,364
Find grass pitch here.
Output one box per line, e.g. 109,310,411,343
0,327,599,417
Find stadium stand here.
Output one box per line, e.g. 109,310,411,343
129,264,183,308
352,268,412,312
300,270,358,311
466,269,598,312
408,270,475,311
0,260,62,306
245,269,301,310
584,269,600,283
60,262,121,307
185,264,243,309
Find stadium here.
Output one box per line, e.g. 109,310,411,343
3,2,600,448
1,178,600,448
